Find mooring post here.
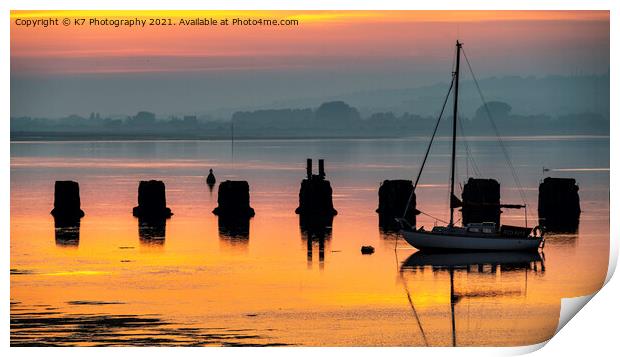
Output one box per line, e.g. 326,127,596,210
297,158,337,268
296,159,337,216
318,159,325,179
132,180,173,219
306,158,313,179
213,180,255,218
376,179,416,231
461,178,501,226
538,177,580,232
51,180,85,221
51,180,84,246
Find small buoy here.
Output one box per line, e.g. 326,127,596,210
361,245,375,255
206,168,216,186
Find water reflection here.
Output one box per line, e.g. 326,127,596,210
543,232,579,248
399,251,545,347
11,138,609,346
54,217,80,247
11,300,287,347
541,220,580,234
138,217,166,246
300,215,333,270
401,251,544,272
218,216,250,252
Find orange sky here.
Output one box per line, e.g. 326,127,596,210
11,10,609,74
10,10,609,117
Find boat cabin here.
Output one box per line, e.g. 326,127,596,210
466,222,497,234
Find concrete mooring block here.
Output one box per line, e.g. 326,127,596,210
538,177,580,232
376,179,416,230
461,178,501,226
132,180,173,219
295,159,337,216
51,181,85,220
213,180,255,217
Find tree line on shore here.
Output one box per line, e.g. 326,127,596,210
10,100,609,140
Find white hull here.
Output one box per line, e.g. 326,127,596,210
401,229,542,251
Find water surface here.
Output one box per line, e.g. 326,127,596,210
11,137,609,346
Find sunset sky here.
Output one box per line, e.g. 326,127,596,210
10,10,609,117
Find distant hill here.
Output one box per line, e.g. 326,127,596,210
265,74,610,118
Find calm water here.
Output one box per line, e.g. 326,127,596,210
10,136,609,346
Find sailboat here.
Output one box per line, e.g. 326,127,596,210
399,41,544,252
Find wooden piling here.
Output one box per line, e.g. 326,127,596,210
51,181,85,220
295,159,337,216
306,158,312,179
376,179,416,230
213,180,255,217
461,178,501,225
132,180,173,219
538,177,580,232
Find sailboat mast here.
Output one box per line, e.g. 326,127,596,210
449,40,462,227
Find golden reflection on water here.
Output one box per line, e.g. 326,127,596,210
10,139,609,346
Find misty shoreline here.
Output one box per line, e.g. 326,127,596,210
10,133,610,143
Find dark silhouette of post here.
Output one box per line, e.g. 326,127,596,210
461,178,501,226
297,159,336,270
214,181,254,244
213,180,255,217
376,179,416,232
318,159,325,179
538,177,580,232
132,180,172,244
295,159,337,217
306,158,312,179
51,181,84,246
132,180,173,219
51,181,85,221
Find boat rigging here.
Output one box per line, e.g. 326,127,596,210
398,40,544,252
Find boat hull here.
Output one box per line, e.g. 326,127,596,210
400,229,542,251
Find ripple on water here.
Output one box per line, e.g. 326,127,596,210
10,301,290,347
